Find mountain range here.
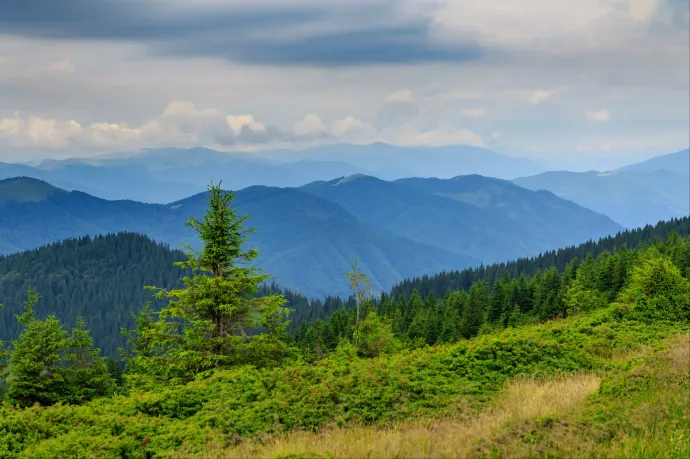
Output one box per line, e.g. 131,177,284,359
0,144,545,203
514,149,689,229
0,174,621,297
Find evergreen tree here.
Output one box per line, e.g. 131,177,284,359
355,312,401,358
460,281,488,339
63,316,114,403
4,288,70,406
136,182,292,382
508,303,522,328
488,278,505,324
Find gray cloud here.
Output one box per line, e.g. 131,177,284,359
0,0,482,66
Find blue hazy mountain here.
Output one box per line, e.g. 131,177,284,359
0,144,544,203
513,151,689,229
300,174,622,263
0,147,372,203
618,149,689,175
0,177,479,297
257,142,545,180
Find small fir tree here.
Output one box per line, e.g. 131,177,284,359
137,182,291,382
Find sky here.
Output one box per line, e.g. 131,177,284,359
0,0,688,169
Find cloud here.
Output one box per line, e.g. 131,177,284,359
294,114,327,137
0,103,488,156
462,108,487,118
48,57,75,74
377,90,419,127
225,114,266,133
629,0,661,21
330,116,378,140
0,101,295,151
377,123,486,147
384,90,414,102
0,111,82,148
585,109,613,122
529,90,554,105
0,0,482,67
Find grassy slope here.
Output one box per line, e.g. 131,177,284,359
1,306,687,458
205,333,690,459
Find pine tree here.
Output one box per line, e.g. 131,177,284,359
4,288,70,407
488,279,505,324
460,281,489,339
140,182,291,382
63,316,114,403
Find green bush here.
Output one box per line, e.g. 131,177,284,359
1,306,683,458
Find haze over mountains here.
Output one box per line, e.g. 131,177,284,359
514,149,689,229
0,172,621,297
0,144,545,203
300,174,620,263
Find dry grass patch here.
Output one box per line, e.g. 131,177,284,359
196,373,600,459
473,333,690,459
669,333,690,375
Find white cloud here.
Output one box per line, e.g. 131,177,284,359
0,103,488,154
48,58,76,74
529,90,554,105
384,90,414,102
225,114,266,133
378,123,486,147
584,109,612,122
462,108,488,118
330,116,377,140
628,0,660,22
0,112,83,147
294,113,327,136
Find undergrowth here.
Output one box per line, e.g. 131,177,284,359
0,305,685,458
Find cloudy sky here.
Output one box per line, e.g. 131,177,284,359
0,0,688,168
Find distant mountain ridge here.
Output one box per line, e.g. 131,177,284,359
0,143,545,203
0,174,623,296
618,149,689,175
0,177,478,297
513,149,689,229
300,174,622,263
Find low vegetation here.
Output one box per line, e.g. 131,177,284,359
0,181,688,458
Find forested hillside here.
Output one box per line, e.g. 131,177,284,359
1,182,688,458
293,226,690,356
391,216,690,300
0,233,187,356
0,177,476,297
1,217,687,358
0,233,352,356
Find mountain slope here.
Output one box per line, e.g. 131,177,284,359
513,169,689,229
0,177,476,297
300,174,622,263
618,149,689,175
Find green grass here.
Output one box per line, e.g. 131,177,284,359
0,306,686,458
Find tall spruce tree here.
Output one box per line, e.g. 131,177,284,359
2,289,114,406
63,317,114,403
460,281,489,339
4,288,70,406
134,182,291,383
